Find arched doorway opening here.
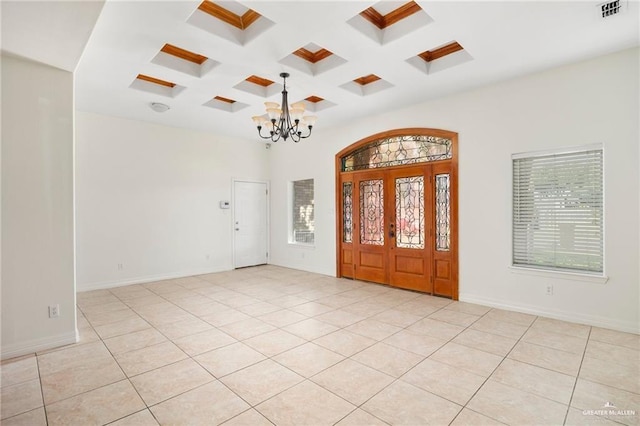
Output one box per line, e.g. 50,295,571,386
335,128,458,299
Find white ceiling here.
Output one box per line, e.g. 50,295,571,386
1,0,105,72
5,1,639,142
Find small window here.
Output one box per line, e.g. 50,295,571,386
512,147,603,274
291,179,314,244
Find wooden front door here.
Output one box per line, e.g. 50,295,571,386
336,129,458,299
345,164,433,293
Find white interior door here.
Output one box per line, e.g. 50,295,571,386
233,180,268,268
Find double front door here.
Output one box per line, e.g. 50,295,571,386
338,163,455,297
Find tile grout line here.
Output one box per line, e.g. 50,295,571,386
306,300,475,424
84,288,192,424
104,288,158,419
185,281,460,425
106,287,224,418
108,277,335,424
197,281,427,424
560,327,628,426
446,311,540,425
562,325,591,425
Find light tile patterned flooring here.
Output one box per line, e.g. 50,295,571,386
1,265,638,425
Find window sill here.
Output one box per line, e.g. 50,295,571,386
509,266,609,285
288,242,315,249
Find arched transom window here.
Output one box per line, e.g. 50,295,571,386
340,134,452,172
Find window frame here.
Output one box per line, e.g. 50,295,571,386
510,144,606,279
288,178,315,247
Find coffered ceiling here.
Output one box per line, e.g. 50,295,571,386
4,1,639,142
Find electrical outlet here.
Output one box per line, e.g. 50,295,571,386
117,263,124,270
49,304,60,318
546,285,554,296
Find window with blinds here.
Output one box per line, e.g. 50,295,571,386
291,179,315,244
512,147,603,274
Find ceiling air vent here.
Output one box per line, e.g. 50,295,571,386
598,0,623,18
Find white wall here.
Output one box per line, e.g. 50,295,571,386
269,47,639,333
75,112,269,291
1,54,76,358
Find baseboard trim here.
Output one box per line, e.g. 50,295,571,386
267,260,333,277
459,293,639,334
1,331,78,360
77,266,234,292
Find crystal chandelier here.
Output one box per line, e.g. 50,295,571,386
252,73,317,143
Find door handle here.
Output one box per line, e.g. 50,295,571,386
389,223,395,238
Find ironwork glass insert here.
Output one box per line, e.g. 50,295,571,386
435,174,451,251
395,176,425,249
360,179,384,245
342,182,353,243
342,135,452,172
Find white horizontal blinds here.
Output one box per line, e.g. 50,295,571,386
513,149,603,274
292,179,315,244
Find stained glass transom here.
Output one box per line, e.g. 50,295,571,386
342,182,353,243
395,176,425,249
360,180,384,245
342,135,452,172
435,174,451,251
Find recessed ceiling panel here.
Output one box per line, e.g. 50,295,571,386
187,0,275,45
203,95,249,112
279,42,347,76
234,75,282,98
151,43,219,78
341,74,393,96
348,1,433,45
130,74,185,98
407,41,473,75
301,96,336,113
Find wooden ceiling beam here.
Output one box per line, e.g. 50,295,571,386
136,74,176,88
214,95,236,104
419,41,464,62
353,74,381,86
246,75,274,87
160,44,207,65
293,47,333,64
198,1,261,30
360,1,421,29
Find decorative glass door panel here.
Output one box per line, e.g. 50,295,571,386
360,180,384,246
342,182,353,243
435,174,451,251
395,176,425,249
339,177,355,278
